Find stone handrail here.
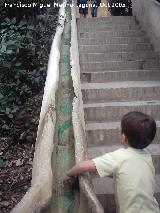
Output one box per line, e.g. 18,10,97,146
71,1,104,212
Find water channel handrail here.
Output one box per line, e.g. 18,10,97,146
71,1,105,212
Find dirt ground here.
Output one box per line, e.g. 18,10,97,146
0,93,42,212
0,139,35,213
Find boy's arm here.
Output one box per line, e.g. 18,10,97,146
62,160,96,187
67,160,96,176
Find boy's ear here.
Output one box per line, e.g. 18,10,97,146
121,133,129,147
121,133,127,145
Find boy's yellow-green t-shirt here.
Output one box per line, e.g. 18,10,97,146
92,147,160,213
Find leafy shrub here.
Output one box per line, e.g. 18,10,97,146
0,1,60,138
1,0,49,19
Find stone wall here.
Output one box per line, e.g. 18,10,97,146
132,0,160,59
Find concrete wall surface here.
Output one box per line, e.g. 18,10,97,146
132,0,160,58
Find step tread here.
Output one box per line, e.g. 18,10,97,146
81,69,160,73
78,30,144,34
77,16,135,21
79,43,149,46
88,144,160,157
79,28,140,32
80,60,159,64
83,100,160,108
79,37,149,41
80,59,158,63
80,61,159,65
80,51,155,55
79,37,149,43
78,23,139,26
79,44,151,50
86,120,160,130
79,35,147,38
78,26,139,30
79,32,145,38
81,81,160,90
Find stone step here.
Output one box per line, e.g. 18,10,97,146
92,174,160,196
96,193,117,213
79,43,153,53
88,144,160,174
92,173,160,194
78,30,145,39
83,100,160,122
80,60,160,71
78,14,160,211
88,144,160,158
85,121,160,146
96,193,160,213
82,81,160,102
77,20,137,26
79,36,149,45
81,70,160,83
77,16,136,24
78,24,140,32
77,16,138,23
79,51,158,62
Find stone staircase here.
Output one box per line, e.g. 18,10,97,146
77,16,160,212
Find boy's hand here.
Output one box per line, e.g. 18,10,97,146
61,160,96,188
61,175,76,188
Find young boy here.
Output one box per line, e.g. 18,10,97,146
62,111,160,213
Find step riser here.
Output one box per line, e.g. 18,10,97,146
89,145,160,175
77,18,136,24
81,70,160,83
79,31,144,38
92,173,160,195
80,61,159,71
79,52,158,62
84,105,160,122
78,25,140,32
77,21,136,26
77,20,137,25
89,144,160,158
86,127,160,147
77,16,135,23
79,44,152,53
96,194,116,213
82,86,160,102
79,37,149,45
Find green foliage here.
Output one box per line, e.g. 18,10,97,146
0,158,5,168
1,0,46,19
0,1,61,138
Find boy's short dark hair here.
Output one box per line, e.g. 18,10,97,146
121,111,156,149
